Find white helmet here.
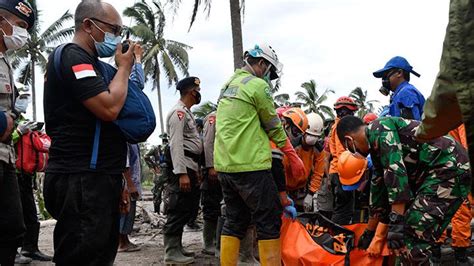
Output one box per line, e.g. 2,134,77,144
306,113,324,137
244,44,283,79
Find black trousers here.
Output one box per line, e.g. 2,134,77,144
163,168,200,236
43,172,121,266
201,170,223,222
219,170,282,240
330,173,354,225
17,172,40,252
0,161,25,266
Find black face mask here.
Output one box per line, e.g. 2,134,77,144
336,108,354,118
194,90,201,104
380,71,398,96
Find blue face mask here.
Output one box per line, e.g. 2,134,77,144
90,21,121,58
94,31,121,58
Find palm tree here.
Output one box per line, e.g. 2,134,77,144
349,87,379,118
11,1,74,121
167,0,244,70
193,101,217,120
273,93,290,107
295,79,335,119
124,0,191,134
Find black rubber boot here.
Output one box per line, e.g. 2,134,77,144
202,220,217,255
163,234,194,265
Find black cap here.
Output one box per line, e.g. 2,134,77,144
176,77,200,91
0,0,36,30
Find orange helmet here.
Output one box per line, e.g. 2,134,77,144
363,113,378,124
337,151,368,186
334,96,358,111
282,108,309,133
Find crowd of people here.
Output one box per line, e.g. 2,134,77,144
0,0,474,266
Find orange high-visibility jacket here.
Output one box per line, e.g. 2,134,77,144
329,118,345,175
283,145,326,192
449,124,467,149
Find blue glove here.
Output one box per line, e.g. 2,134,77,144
367,155,373,170
284,205,297,220
284,196,297,219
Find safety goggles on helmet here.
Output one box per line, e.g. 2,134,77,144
244,44,283,80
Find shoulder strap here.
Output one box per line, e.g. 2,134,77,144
90,119,101,169
53,43,70,81
52,43,102,170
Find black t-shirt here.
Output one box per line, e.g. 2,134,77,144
44,43,126,174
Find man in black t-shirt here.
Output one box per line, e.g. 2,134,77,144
42,1,135,265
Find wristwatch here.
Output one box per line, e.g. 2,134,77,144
389,211,404,224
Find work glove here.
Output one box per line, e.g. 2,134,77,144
367,223,389,257
357,229,375,250
281,138,306,180
283,196,297,220
387,212,405,250
17,121,36,135
303,193,313,212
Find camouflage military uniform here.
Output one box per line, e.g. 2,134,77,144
367,117,470,263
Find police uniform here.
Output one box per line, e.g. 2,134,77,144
0,1,35,264
162,77,202,263
201,111,223,254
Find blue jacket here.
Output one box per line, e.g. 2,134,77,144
389,81,425,120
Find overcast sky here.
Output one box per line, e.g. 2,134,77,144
30,0,450,145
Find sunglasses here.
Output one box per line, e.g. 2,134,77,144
89,17,124,36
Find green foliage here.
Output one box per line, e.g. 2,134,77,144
274,93,290,107
349,87,379,118
124,0,192,133
295,79,335,119
193,101,217,119
10,1,74,120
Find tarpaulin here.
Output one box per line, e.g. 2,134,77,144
281,213,389,265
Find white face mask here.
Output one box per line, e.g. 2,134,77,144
304,134,319,146
15,96,29,113
1,18,29,51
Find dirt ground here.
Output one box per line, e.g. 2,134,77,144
30,192,219,266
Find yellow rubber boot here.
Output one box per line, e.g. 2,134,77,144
258,238,282,266
220,235,240,266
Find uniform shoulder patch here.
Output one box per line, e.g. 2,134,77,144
177,110,185,121
72,64,96,80
209,115,216,125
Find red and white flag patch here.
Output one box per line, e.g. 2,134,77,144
72,64,97,80
177,111,185,121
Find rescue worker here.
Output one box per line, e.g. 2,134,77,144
329,96,358,224
215,44,305,266
0,1,36,264
336,116,470,265
431,124,473,266
415,0,474,194
373,56,425,120
163,77,203,265
201,111,222,255
283,111,326,212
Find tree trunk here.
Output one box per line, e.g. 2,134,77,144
229,0,243,70
154,56,164,134
31,61,36,121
